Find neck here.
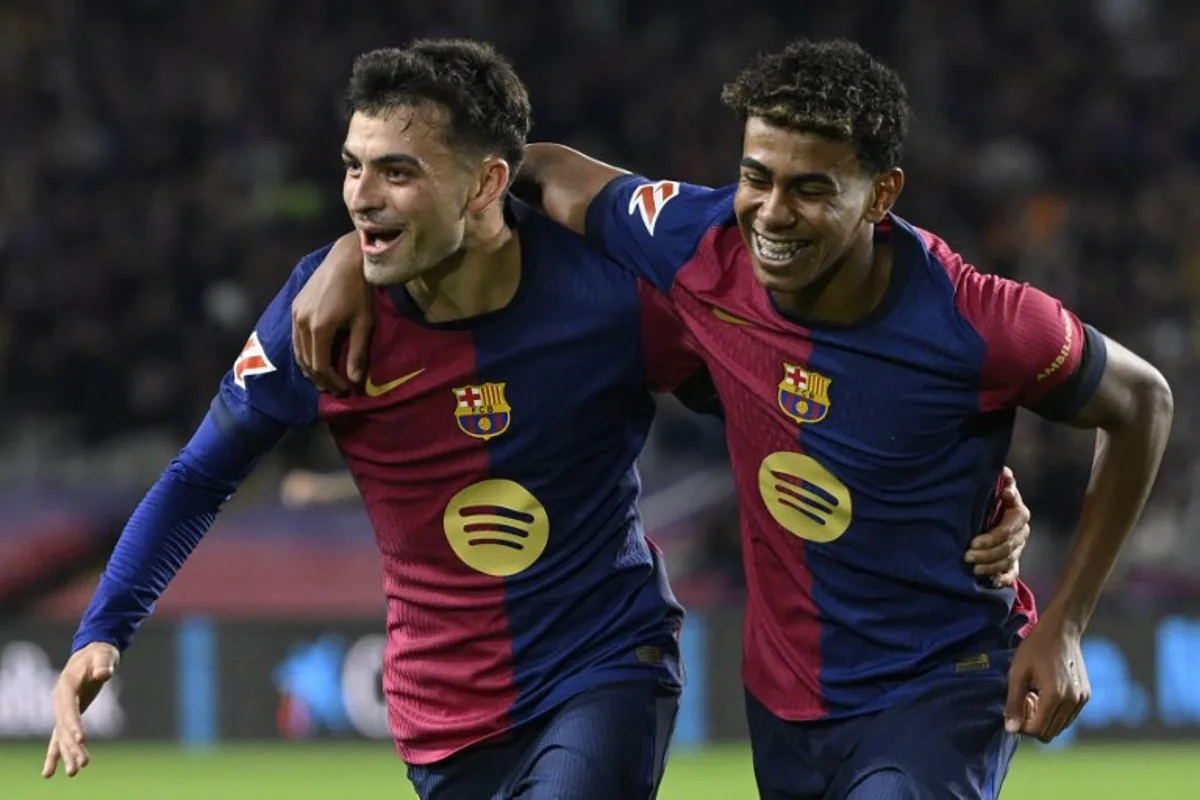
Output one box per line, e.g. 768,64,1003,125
771,227,891,323
405,208,520,322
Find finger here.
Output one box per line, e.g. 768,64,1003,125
42,735,60,778
55,712,92,777
1023,684,1064,741
1001,466,1014,484
1004,664,1032,733
292,306,317,387
54,727,78,777
968,542,1017,572
310,323,350,395
70,741,91,776
346,318,373,384
1060,689,1089,734
1045,693,1082,741
1006,482,1026,518
291,307,307,376
969,511,1029,553
52,682,86,751
301,321,327,393
57,713,86,775
992,566,1020,588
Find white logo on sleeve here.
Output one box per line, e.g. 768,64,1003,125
628,181,681,236
233,331,277,389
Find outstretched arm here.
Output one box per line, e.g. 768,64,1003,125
518,143,629,235
45,251,325,779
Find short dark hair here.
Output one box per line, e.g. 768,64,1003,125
720,39,909,174
346,39,532,175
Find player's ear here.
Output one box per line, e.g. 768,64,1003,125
467,157,512,214
864,168,904,224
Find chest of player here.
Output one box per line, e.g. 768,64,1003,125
316,303,653,482
675,292,983,482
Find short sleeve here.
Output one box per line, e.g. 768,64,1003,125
211,245,329,444
954,268,1106,420
584,175,734,295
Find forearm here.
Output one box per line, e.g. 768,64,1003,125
73,466,228,651
1043,378,1173,633
72,411,272,652
519,143,629,235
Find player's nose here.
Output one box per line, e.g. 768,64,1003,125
757,189,797,230
345,172,386,214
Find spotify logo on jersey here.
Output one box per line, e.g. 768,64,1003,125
443,480,550,576
758,452,852,543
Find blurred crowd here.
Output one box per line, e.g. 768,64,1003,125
1,0,1198,588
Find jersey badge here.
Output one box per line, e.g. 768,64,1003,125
778,363,831,424
453,383,512,440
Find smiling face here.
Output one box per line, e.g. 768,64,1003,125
341,105,476,287
733,117,903,296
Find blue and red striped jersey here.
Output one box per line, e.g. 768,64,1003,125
585,175,1106,723
80,200,708,764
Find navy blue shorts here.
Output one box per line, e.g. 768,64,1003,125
747,651,1020,799
407,679,679,800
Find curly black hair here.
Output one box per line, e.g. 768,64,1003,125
346,39,532,175
720,39,909,174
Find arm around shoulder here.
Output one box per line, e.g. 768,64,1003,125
519,143,630,235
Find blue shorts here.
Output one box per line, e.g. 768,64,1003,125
747,652,1020,800
406,679,679,800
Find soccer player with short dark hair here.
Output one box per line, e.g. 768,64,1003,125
47,39,710,799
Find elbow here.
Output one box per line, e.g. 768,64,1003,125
1120,365,1174,439
517,143,558,186
1137,366,1173,423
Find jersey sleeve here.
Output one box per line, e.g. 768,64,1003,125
71,244,337,653
585,174,732,294
954,266,1107,420
72,412,270,652
211,245,329,444
637,279,723,418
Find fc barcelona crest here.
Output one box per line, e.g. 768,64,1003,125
453,383,512,440
778,363,831,424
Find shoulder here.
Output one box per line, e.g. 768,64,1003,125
895,218,1008,338
590,176,736,246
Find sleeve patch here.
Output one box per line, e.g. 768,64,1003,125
232,331,277,389
628,180,681,235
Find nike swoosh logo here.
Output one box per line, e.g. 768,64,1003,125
711,307,753,326
364,368,425,397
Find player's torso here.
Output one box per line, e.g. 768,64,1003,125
673,219,1026,717
317,213,682,761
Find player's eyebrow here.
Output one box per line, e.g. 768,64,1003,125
739,157,837,189
341,145,425,173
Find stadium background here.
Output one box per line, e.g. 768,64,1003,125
2,0,1199,797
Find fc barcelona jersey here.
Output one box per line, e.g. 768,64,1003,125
214,200,703,762
585,175,1107,723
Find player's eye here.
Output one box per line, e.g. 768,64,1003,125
343,162,362,177
741,173,770,189
384,169,410,183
